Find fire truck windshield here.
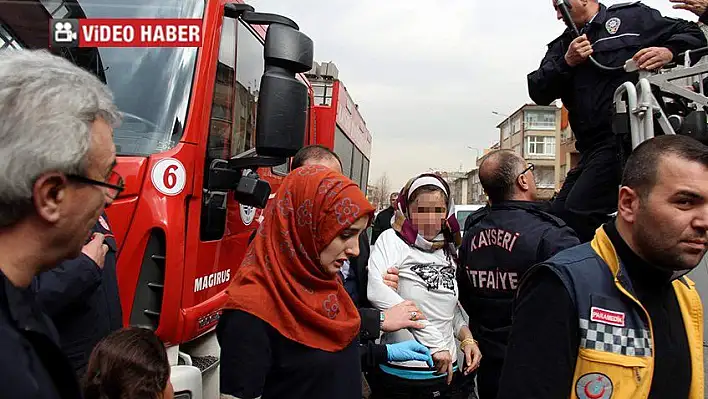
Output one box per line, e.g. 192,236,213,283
0,0,205,156
75,0,204,156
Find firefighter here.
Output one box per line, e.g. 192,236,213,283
497,135,707,399
530,0,706,242
0,49,121,399
457,149,579,398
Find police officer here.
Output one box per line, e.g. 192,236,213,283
457,149,579,399
530,0,706,242
33,211,123,378
497,135,707,399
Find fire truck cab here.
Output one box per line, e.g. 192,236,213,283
1,1,314,397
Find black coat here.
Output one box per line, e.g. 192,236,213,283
371,207,394,245
458,201,580,361
0,270,82,399
528,2,706,153
32,213,122,377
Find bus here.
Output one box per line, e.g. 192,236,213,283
307,62,372,194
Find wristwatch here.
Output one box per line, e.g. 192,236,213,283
379,311,385,331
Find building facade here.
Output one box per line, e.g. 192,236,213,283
555,106,580,190
496,104,560,200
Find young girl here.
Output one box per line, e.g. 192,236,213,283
367,173,482,399
82,327,173,399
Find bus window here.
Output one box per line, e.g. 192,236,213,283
334,126,353,177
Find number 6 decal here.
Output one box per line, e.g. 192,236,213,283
151,158,186,196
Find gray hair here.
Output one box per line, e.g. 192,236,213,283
0,49,121,227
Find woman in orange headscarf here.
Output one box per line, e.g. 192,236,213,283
217,165,375,399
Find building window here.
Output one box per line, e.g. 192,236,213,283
525,110,556,130
501,123,511,139
525,136,556,158
312,82,333,106
512,116,522,133
535,166,555,189
561,127,574,141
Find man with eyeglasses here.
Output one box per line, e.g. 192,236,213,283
0,49,122,398
456,149,579,398
32,169,125,378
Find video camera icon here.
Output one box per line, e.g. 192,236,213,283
50,19,79,48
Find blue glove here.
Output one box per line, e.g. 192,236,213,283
386,340,434,367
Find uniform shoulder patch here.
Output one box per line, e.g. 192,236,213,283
608,1,640,10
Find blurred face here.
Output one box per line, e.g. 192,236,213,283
409,189,448,241
552,0,589,26
319,216,369,275
390,193,399,207
619,155,708,271
34,118,116,262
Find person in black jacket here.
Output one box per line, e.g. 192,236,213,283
371,192,399,244
0,49,122,399
457,150,580,398
496,135,708,399
529,0,706,242
33,211,123,378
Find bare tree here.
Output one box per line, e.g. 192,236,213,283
374,173,391,210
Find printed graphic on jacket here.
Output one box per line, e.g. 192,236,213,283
465,268,519,291
411,263,456,292
469,228,520,252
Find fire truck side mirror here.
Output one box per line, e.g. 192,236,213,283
255,23,314,158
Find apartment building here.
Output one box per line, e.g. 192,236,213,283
496,104,560,200
555,106,580,190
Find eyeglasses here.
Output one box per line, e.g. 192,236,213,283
518,163,535,178
67,170,125,200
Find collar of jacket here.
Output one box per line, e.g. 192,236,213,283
589,226,693,296
490,200,548,211
0,271,52,336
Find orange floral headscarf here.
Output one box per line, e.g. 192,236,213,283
224,165,375,352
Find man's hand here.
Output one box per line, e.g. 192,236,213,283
670,0,708,17
432,350,454,385
632,47,674,71
382,300,426,332
565,34,593,67
82,233,109,269
382,267,399,290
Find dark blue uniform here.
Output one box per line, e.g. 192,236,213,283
0,270,82,399
457,201,579,399
32,212,122,377
528,2,706,241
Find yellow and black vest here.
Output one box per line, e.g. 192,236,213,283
537,227,704,399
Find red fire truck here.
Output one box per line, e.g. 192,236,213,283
307,62,373,194
2,1,315,397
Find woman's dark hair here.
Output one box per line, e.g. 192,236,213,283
83,327,170,399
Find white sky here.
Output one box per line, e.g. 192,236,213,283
248,0,699,190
